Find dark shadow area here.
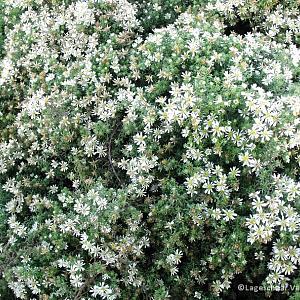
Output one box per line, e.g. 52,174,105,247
225,19,253,36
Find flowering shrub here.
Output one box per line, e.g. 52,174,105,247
0,1,299,300
206,0,300,44
131,0,190,32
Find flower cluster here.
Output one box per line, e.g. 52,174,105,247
0,1,300,300
206,0,300,44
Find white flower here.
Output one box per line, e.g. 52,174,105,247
238,151,254,167
74,200,90,216
90,282,112,298
70,274,83,288
222,209,237,222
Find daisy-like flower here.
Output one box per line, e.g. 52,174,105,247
70,274,83,288
238,151,253,167
222,209,237,222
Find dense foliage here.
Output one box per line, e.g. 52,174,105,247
0,1,300,299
